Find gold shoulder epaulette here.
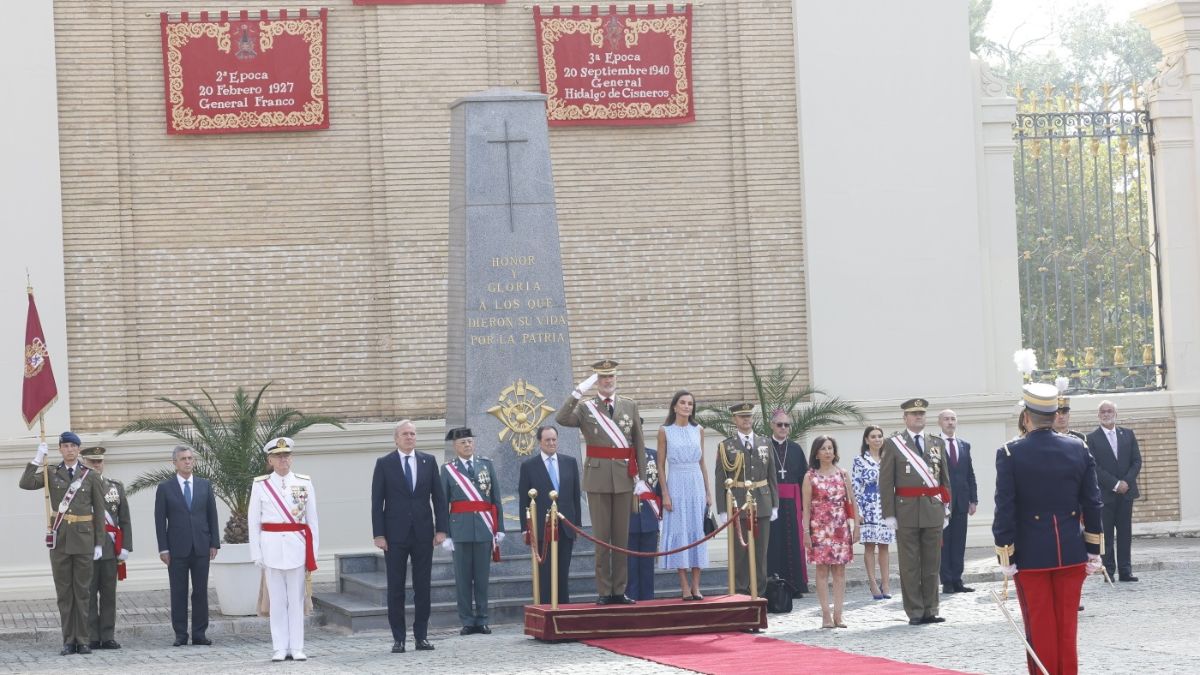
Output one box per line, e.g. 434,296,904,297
294,473,311,480
254,474,270,482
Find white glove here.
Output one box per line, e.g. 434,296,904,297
33,442,49,466
93,546,103,561
573,373,599,398
884,517,898,530
118,549,130,562
495,532,506,543
633,480,650,496
253,558,265,569
770,508,779,522
717,512,729,527
441,538,455,552
1000,564,1018,578
1086,554,1103,575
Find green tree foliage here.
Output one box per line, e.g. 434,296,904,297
695,359,861,442
121,383,344,544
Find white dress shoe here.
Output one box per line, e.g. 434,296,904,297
292,652,307,661
272,651,286,662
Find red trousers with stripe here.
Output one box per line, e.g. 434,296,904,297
1014,564,1087,675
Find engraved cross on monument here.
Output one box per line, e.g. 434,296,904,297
446,90,581,531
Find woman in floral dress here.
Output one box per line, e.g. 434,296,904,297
802,435,861,628
852,425,895,599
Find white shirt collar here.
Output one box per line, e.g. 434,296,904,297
177,474,193,490
541,450,557,463
397,448,416,458
942,433,956,441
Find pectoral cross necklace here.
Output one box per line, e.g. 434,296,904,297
773,438,788,480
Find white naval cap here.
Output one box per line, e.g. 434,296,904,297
263,437,295,454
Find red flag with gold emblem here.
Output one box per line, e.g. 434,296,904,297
22,290,58,427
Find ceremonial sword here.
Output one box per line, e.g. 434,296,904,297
989,589,1050,675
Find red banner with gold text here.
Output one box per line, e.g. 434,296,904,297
161,9,329,135
534,4,694,127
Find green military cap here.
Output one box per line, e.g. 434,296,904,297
445,427,473,441
591,359,619,375
729,402,754,416
80,446,107,458
900,398,929,412
1022,383,1059,414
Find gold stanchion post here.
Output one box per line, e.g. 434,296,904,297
724,478,735,595
549,490,560,610
528,489,540,605
746,491,758,600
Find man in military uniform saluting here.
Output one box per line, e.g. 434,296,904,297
879,398,951,625
439,427,504,634
715,403,779,598
556,359,649,605
249,437,319,662
18,431,107,655
80,446,130,651
994,384,1104,675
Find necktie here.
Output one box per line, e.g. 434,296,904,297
68,466,75,481
548,456,559,491
1108,431,1118,460
948,438,958,466
744,435,753,451
466,460,475,479
604,397,614,417
184,480,192,509
914,434,923,453
403,455,414,491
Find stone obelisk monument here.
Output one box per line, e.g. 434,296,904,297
445,89,580,530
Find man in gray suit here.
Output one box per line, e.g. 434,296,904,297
556,359,648,605
1086,400,1143,581
439,427,504,634
880,398,951,625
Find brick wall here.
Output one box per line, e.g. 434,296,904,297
1118,418,1182,524
52,1,809,429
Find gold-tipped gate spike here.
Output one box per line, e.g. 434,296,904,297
1143,344,1155,366
527,489,540,605
1114,345,1127,367
746,492,758,600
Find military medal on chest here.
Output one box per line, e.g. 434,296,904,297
646,457,659,488
289,484,308,520
756,443,769,466
475,465,492,498
618,412,633,435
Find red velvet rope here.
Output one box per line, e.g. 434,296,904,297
557,505,746,558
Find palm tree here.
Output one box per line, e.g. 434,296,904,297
120,383,343,544
696,359,862,444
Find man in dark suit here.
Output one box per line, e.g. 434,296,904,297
1086,400,1143,581
154,445,220,647
518,426,582,605
371,420,448,653
937,409,978,594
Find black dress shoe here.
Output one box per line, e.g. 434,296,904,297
460,626,477,636
1078,605,1084,612
596,595,613,605
956,584,975,593
76,644,93,655
942,584,957,594
192,637,213,646
613,595,636,605
391,640,405,653
908,618,924,626
478,625,491,634
60,643,77,655
415,639,435,651
1119,575,1139,582
88,641,101,650
173,637,187,647
99,640,121,649
922,616,946,624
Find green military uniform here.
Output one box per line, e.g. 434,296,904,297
439,428,504,633
714,404,779,597
82,447,131,649
18,453,107,650
879,398,952,623
556,359,646,600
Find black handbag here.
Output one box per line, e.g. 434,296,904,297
765,575,794,613
703,510,717,536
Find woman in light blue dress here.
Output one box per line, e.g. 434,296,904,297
851,425,895,599
658,390,712,600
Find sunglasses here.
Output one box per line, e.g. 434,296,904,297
774,422,791,427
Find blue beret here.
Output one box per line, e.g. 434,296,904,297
59,431,82,446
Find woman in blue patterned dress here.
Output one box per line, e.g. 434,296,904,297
658,391,712,600
852,424,894,599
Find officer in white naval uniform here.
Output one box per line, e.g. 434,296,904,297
249,437,319,662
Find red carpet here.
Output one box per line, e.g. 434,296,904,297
584,632,972,674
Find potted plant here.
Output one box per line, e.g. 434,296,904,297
122,383,343,615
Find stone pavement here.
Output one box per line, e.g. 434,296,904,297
1,537,1198,673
